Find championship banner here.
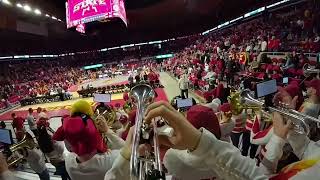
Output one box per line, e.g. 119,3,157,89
66,0,127,29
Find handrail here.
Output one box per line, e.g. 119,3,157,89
261,52,318,57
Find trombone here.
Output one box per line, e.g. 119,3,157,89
239,89,320,135
130,84,166,180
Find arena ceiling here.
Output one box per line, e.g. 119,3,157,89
0,0,278,55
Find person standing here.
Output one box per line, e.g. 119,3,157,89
0,121,6,129
23,146,50,180
38,125,70,180
226,58,236,85
27,108,38,138
11,113,25,142
178,70,189,99
128,74,134,88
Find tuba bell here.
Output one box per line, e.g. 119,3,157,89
130,84,165,180
303,63,320,77
7,132,36,167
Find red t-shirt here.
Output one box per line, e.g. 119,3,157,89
12,117,25,130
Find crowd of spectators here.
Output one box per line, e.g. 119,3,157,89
164,1,320,93
1,1,320,111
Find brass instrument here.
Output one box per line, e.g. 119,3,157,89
303,63,320,77
93,106,117,130
130,84,165,180
7,133,36,167
238,89,320,135
228,90,261,115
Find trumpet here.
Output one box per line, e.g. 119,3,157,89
130,84,165,180
6,133,36,167
239,89,320,135
303,63,320,77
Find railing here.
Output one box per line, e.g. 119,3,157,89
261,52,319,62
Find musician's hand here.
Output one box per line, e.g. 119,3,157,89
273,112,293,139
144,101,202,151
95,116,109,133
273,87,298,109
0,152,9,174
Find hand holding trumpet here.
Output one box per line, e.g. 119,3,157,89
144,101,202,151
273,112,294,139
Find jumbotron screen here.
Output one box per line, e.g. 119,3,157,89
66,0,127,29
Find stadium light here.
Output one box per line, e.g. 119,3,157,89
45,14,50,17
23,4,32,12
16,3,22,8
52,16,57,20
2,0,11,5
34,9,41,15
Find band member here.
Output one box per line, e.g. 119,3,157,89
53,100,131,180
119,109,136,140
145,101,266,180
37,125,70,180
11,113,25,142
301,79,320,118
94,115,125,150
261,113,320,179
251,84,302,164
230,110,249,156
20,138,50,180
164,104,221,179
217,103,235,143
204,97,221,112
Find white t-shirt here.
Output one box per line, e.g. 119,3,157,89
178,75,189,90
65,150,120,180
261,41,267,51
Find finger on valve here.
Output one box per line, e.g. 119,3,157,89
272,112,293,139
144,101,201,151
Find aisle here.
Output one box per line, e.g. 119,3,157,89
159,72,200,103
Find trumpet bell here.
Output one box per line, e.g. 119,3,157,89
130,84,165,180
240,89,264,106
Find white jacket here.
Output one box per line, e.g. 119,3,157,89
163,128,267,180
262,131,320,178
65,150,120,180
